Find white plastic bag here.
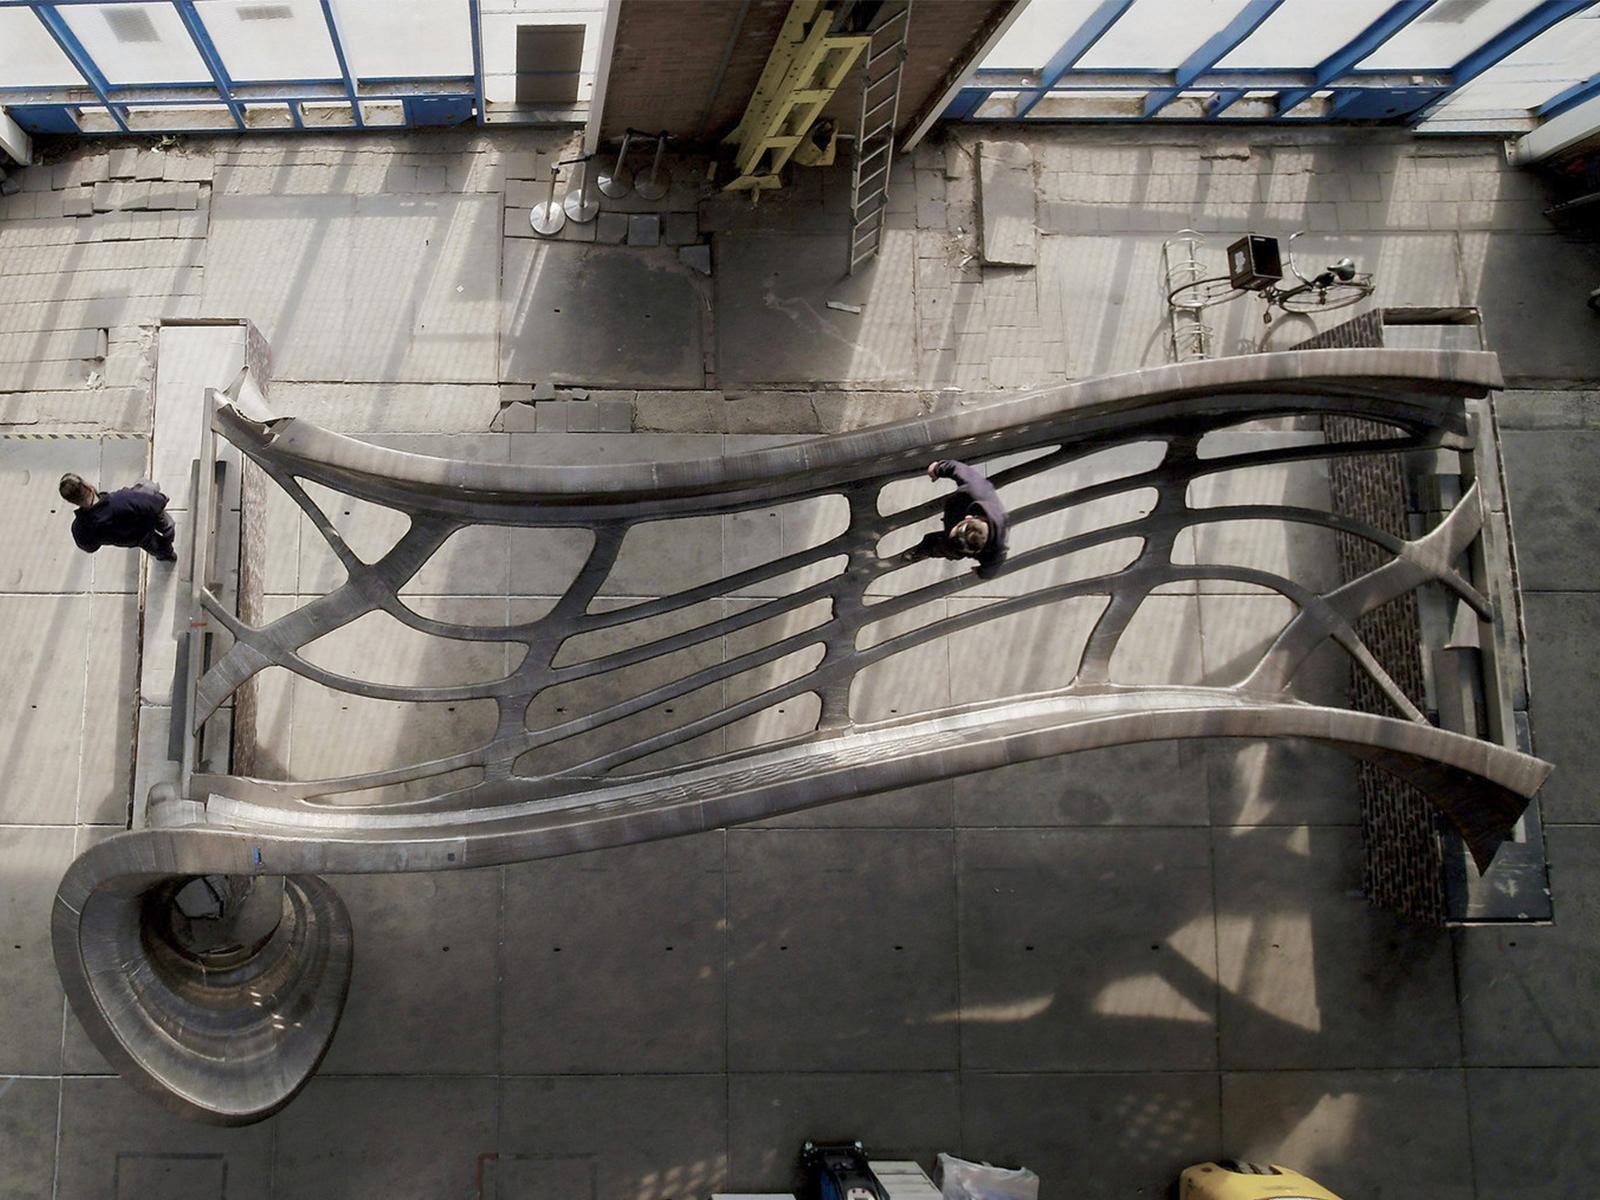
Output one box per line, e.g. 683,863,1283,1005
937,1153,1040,1200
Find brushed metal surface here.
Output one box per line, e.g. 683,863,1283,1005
53,348,1550,1124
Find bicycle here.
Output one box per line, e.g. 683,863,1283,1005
1166,231,1375,325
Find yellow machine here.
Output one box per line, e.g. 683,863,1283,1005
721,1,869,194
1175,1160,1344,1200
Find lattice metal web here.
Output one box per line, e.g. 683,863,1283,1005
57,350,1555,1128
186,367,1519,859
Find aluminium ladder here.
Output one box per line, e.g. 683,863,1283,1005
847,0,911,274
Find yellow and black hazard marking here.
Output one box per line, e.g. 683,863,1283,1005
0,431,146,440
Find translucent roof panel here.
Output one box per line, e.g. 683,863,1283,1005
1076,0,1239,70
336,0,473,78
1360,0,1546,70
59,2,210,86
985,0,1123,71
1216,0,1400,69
1430,9,1600,114
198,0,341,84
0,8,83,88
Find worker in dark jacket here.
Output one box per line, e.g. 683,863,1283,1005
60,473,177,562
906,458,1009,578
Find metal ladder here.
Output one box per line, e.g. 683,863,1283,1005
847,0,911,274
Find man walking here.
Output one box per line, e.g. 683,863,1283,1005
60,473,177,563
905,458,1009,579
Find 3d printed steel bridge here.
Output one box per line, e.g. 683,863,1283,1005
53,348,1550,1124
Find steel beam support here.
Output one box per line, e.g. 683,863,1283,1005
1275,0,1432,115
583,0,623,153
30,3,127,132
466,0,485,125
173,0,245,129
1513,88,1600,162
1142,0,1285,116
0,106,32,162
1207,87,1248,117
1536,67,1600,120
1013,0,1134,119
1415,0,1600,124
318,0,363,128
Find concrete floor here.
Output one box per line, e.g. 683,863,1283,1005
1,125,1598,1200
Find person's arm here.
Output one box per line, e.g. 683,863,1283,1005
131,480,170,507
123,485,170,517
71,523,99,554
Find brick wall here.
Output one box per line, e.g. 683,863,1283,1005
1295,312,1448,924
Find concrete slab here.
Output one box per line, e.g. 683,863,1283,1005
55,1077,274,1200
1221,1069,1473,1200
78,592,137,824
1522,592,1600,821
726,829,957,1071
1213,825,1460,1069
0,1077,57,1200
1456,827,1600,1065
1501,430,1600,590
1199,594,1349,705
501,835,724,1072
959,828,1217,1070
715,232,918,386
500,242,704,388
319,869,500,1075
977,141,1037,267
849,598,952,721
270,1077,495,1200
203,194,499,383
198,195,351,383
499,1076,728,1199
954,743,1210,826
0,595,89,823
1467,1068,1600,1200
960,1071,1221,1199
1462,232,1600,384
604,511,725,597
728,1072,959,1189
0,436,97,593
1204,740,1361,826
1188,431,1340,595
524,597,727,774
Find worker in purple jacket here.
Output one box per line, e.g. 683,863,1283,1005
60,473,177,563
906,458,1009,578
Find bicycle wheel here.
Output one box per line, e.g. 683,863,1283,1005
1167,275,1246,310
1277,277,1374,313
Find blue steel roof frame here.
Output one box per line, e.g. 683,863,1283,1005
1140,0,1285,116
1402,0,1600,121
173,0,245,129
1012,0,1134,119
318,0,363,128
29,3,128,132
951,0,1600,128
5,0,490,135
467,0,486,125
1274,0,1432,116
1536,68,1600,120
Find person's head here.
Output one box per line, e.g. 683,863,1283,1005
948,514,990,558
59,473,96,509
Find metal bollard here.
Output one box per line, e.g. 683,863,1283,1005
635,130,670,201
598,131,634,199
529,161,566,236
562,153,599,222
